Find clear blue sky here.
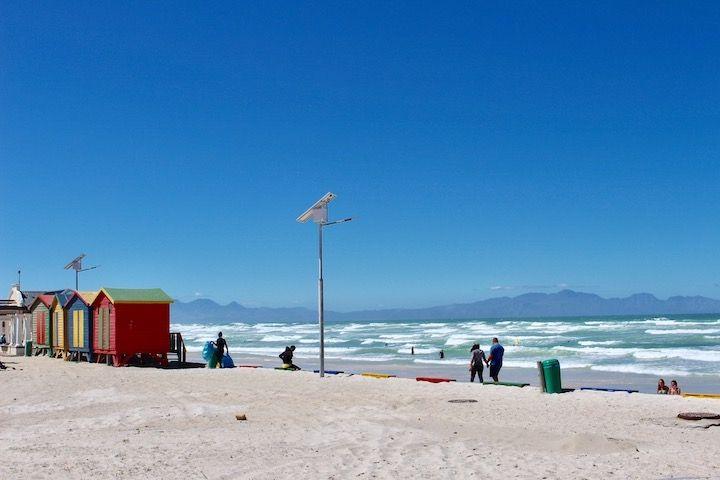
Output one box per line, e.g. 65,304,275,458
1,1,719,310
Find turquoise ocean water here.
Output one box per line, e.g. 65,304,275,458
173,314,720,378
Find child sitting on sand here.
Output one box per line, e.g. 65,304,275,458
669,380,681,395
657,378,669,394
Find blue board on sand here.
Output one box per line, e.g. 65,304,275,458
313,370,345,375
580,387,638,393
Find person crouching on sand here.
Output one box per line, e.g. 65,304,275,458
669,380,681,395
657,378,669,394
279,345,301,370
469,344,486,383
486,337,504,382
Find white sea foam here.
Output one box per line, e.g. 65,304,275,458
551,346,637,357
339,355,398,362
525,324,589,334
590,364,697,377
632,349,720,363
379,334,423,341
413,358,468,366
501,359,591,369
444,335,476,347
578,340,622,346
646,329,720,335
260,335,302,342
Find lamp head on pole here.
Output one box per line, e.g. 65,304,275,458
64,254,86,272
296,192,336,224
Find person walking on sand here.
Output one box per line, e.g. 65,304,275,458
468,344,486,383
486,337,504,382
279,345,301,370
213,332,229,368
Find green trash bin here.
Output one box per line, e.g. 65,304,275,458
541,359,562,393
25,341,32,357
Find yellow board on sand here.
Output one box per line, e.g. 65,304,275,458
361,372,397,379
682,393,720,399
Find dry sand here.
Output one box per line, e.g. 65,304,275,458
1,356,719,479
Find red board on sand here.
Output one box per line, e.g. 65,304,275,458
416,377,456,383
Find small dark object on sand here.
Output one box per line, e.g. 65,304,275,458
677,412,720,421
235,413,247,421
448,399,478,404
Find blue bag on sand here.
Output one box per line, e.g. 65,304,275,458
202,341,216,362
222,354,235,368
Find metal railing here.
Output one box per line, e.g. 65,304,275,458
169,332,187,364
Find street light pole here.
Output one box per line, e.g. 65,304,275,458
297,193,352,378
318,223,325,377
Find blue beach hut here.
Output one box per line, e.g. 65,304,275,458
65,291,97,362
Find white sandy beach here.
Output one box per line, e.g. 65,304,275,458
1,356,719,480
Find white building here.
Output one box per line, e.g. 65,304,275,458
0,285,42,356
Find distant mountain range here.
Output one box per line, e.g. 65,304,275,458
170,290,720,324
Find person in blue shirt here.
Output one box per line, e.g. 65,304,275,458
486,337,504,382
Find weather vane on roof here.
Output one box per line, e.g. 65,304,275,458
64,254,100,290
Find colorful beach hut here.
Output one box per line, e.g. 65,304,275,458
65,291,97,362
29,294,54,355
91,287,173,367
50,289,74,359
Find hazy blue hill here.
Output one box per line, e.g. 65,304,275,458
170,290,720,324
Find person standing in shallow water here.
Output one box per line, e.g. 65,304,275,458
469,344,486,383
486,337,504,382
213,332,228,368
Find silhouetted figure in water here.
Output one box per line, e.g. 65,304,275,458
439,349,445,359
411,346,415,355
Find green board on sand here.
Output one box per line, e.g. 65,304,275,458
482,381,530,387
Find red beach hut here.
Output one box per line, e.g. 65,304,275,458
91,287,173,367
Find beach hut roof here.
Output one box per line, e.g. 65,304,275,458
30,294,55,309
64,290,97,308
99,287,173,304
77,291,99,305
51,289,76,308
20,290,44,308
